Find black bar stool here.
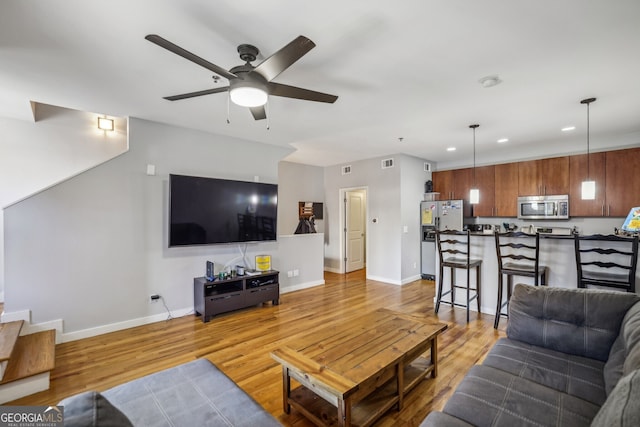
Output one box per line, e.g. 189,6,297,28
494,231,547,329
435,230,482,322
574,233,638,293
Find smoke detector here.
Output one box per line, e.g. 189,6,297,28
479,75,502,88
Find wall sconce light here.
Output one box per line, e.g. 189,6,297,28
97,117,114,132
469,124,480,204
580,98,596,200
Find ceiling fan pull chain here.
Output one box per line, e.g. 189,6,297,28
226,92,231,124
266,99,270,130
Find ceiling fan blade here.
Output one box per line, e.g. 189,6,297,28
163,86,229,101
252,36,315,82
249,106,267,121
145,34,239,81
268,82,338,103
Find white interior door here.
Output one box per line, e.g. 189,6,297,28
345,190,365,273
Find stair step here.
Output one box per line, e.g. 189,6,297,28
0,330,55,385
0,321,24,381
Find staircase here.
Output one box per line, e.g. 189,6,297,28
0,320,55,403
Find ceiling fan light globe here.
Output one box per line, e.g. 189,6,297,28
230,86,268,107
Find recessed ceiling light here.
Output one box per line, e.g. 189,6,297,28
447,147,456,152
562,126,576,132
497,138,509,143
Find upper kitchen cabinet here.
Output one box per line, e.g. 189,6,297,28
605,147,640,217
518,157,569,196
433,168,472,217
471,165,495,217
432,170,453,200
494,163,519,217
569,152,606,217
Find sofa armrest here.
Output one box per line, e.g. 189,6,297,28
507,284,639,361
419,411,475,427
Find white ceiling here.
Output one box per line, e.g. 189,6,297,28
1,0,640,168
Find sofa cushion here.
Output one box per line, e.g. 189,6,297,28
440,365,600,427
603,334,626,395
102,359,281,427
483,338,606,405
59,391,134,427
603,301,640,395
591,369,640,427
621,302,640,375
507,284,639,361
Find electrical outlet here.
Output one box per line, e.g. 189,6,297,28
293,269,299,277
150,294,160,302
287,271,293,278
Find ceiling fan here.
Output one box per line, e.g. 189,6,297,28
145,34,338,120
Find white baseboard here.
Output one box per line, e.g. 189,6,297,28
0,372,50,404
401,274,422,285
60,307,194,343
1,309,31,323
324,266,342,274
280,280,325,294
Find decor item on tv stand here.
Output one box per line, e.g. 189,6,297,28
193,270,279,322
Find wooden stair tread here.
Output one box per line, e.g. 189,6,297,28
0,321,24,361
0,330,55,385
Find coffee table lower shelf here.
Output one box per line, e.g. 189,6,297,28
287,357,433,427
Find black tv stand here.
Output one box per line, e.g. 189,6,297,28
193,271,279,322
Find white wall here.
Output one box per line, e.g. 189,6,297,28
277,161,325,235
323,154,431,284
3,117,319,336
0,105,128,300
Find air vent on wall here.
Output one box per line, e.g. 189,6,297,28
381,158,394,169
424,162,432,172
342,165,352,175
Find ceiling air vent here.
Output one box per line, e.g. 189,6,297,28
381,158,394,169
424,162,432,172
342,165,352,175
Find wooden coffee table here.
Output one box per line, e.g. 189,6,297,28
270,308,448,427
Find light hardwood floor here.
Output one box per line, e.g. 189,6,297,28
8,271,505,426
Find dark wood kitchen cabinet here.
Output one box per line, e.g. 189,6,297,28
570,148,640,217
433,168,472,216
494,163,519,217
569,152,606,217
471,165,495,217
605,147,640,217
518,157,569,196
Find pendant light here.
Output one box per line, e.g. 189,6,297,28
580,98,596,200
469,124,480,204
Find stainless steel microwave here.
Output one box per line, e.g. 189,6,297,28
517,195,569,220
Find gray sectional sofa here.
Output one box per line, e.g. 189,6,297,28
422,284,640,427
59,358,282,427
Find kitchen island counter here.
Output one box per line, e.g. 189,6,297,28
435,232,639,318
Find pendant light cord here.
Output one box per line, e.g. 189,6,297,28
470,124,479,186
581,98,596,181
586,101,590,180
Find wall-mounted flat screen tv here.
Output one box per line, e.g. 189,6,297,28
169,174,278,247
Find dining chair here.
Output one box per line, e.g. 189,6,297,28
435,230,482,322
574,233,638,293
494,231,548,328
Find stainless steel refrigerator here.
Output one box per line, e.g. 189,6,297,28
420,200,464,279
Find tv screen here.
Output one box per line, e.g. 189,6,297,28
169,174,278,246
